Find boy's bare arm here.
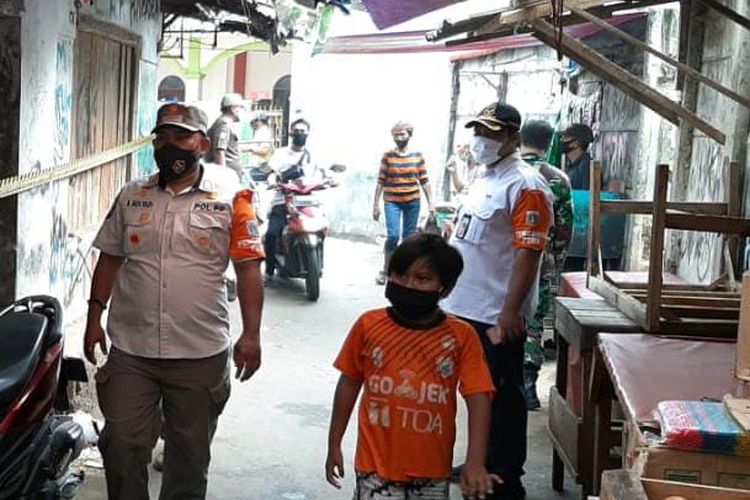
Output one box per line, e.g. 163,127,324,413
328,374,362,445
326,374,363,488
462,392,502,499
464,392,491,468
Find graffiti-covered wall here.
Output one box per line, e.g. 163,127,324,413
11,0,160,317
674,1,750,283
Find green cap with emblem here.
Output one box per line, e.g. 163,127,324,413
152,103,209,135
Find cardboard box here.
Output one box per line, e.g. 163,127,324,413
601,470,750,500
624,421,750,490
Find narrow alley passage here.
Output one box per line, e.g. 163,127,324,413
76,238,575,500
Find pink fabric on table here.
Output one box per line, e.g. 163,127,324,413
559,271,687,301
559,272,603,300
558,272,601,413
567,353,583,415
557,272,686,415
598,333,738,423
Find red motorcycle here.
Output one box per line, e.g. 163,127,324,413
0,296,87,499
268,165,344,301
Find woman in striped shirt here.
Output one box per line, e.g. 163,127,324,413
372,120,434,285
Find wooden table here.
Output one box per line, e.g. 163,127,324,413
550,298,642,498
556,272,685,414
590,334,740,495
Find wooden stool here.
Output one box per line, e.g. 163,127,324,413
549,297,641,498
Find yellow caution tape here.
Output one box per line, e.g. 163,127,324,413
0,135,154,199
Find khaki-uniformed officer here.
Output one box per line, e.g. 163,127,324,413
84,103,264,500
205,93,245,179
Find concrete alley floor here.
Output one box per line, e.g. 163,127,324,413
76,238,578,500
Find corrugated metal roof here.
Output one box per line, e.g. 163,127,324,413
317,13,646,57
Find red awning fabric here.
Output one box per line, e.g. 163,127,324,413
361,0,465,30
319,12,646,57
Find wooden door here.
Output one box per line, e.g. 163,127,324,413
69,30,136,232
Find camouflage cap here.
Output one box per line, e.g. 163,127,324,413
152,103,208,135
465,102,522,132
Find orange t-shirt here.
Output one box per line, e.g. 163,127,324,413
334,308,495,481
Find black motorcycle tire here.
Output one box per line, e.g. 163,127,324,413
304,247,320,301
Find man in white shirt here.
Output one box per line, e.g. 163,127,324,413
247,112,274,176
263,118,327,282
442,102,553,499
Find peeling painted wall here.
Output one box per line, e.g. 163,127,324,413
623,7,681,271
674,1,750,283
12,0,161,317
458,45,563,137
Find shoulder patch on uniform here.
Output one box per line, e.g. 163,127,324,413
246,221,260,238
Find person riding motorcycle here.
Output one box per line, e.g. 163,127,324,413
263,118,335,284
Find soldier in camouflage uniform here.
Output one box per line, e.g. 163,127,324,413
519,120,574,410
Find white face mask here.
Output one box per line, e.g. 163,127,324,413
472,136,504,166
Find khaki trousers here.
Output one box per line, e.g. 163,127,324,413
95,346,231,500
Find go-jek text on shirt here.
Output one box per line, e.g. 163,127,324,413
334,308,495,481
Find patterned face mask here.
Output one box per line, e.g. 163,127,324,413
154,143,199,185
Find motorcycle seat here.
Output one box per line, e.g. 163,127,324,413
0,312,48,414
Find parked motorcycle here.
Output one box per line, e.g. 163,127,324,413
0,295,87,499
267,165,345,301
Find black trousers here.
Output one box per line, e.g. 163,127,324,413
264,205,287,275
460,317,527,482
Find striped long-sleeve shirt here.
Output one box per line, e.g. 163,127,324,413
377,150,429,203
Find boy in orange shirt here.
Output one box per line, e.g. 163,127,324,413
325,234,500,499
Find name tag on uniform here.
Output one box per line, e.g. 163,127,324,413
456,214,472,239
126,199,154,208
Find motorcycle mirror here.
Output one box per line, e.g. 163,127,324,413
329,164,346,173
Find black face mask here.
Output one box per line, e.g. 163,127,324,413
561,140,576,154
154,143,199,185
291,132,308,147
395,139,409,150
385,281,441,320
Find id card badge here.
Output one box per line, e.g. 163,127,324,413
456,213,472,239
